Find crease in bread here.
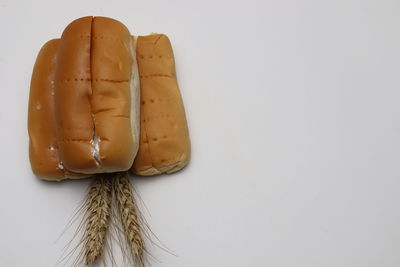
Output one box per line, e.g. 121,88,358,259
90,18,101,168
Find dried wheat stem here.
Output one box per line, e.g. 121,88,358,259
114,172,145,266
83,175,112,265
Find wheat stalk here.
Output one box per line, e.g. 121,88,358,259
114,172,146,266
83,175,112,265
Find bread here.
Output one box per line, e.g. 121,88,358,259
55,16,139,174
130,34,190,175
29,17,189,179
28,39,89,180
28,16,140,179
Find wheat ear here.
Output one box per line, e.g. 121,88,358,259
83,174,112,265
114,172,146,266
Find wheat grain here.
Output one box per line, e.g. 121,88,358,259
114,172,145,266
83,175,112,265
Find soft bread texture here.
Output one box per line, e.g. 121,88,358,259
55,17,139,174
131,34,190,175
28,39,89,180
129,36,141,160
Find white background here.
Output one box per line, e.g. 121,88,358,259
0,0,399,266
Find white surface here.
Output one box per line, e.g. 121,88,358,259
0,0,400,266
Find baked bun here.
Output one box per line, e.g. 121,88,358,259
28,16,140,179
28,39,89,180
131,34,190,175
29,18,189,180
55,16,139,174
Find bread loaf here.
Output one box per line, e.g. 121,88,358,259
131,34,190,175
55,16,139,174
28,39,89,180
29,18,189,179
29,17,140,180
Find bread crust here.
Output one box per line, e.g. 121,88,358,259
131,34,190,175
29,17,140,180
55,16,97,173
90,17,137,172
28,18,189,179
55,17,138,174
28,39,89,180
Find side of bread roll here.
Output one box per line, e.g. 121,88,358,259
131,34,190,175
28,39,89,180
55,16,140,174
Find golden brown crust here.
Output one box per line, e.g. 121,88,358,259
29,18,189,179
91,17,136,172
131,34,190,175
55,17,137,174
28,39,89,181
55,16,97,173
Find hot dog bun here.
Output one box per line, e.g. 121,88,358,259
29,17,140,180
28,39,89,180
55,16,140,174
29,18,189,179
131,34,190,175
